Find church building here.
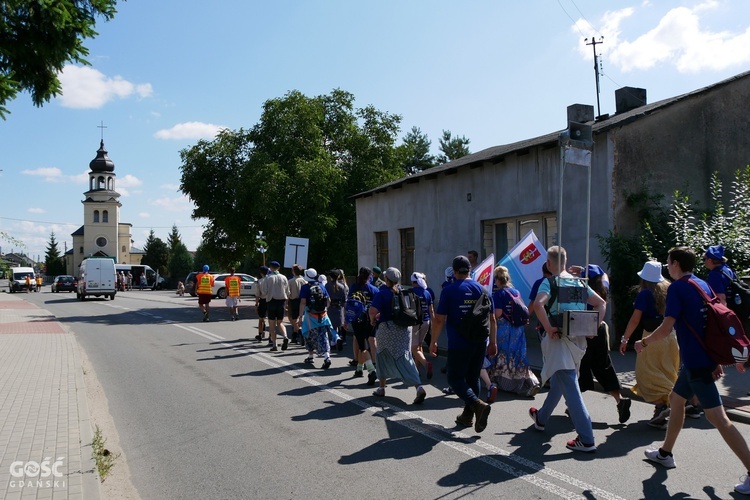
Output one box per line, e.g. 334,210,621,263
65,140,144,274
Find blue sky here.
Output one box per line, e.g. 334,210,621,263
1,0,749,261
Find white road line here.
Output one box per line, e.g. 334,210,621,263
169,323,625,500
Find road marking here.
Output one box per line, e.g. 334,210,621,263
168,323,625,500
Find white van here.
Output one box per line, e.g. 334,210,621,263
8,267,35,293
78,258,117,300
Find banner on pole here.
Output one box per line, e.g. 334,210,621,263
497,230,547,304
471,253,495,292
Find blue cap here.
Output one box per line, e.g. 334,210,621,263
259,266,270,274
581,264,604,278
705,245,725,261
202,264,209,272
269,261,280,268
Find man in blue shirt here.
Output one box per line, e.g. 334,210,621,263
704,245,736,307
635,246,750,495
430,255,497,434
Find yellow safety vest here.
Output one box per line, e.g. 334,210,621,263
225,275,241,297
196,273,213,295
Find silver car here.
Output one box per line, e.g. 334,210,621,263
212,273,258,299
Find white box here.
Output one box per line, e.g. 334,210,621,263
562,310,599,337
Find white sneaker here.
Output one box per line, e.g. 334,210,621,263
736,475,750,495
644,448,676,469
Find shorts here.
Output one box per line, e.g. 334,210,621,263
267,299,286,321
672,365,722,409
257,299,267,318
288,298,301,320
198,294,212,305
411,321,430,348
225,296,239,308
352,321,373,351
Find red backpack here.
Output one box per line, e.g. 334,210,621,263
682,277,750,366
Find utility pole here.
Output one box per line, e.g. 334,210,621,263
585,36,604,118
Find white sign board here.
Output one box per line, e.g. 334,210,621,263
284,237,309,269
564,147,592,167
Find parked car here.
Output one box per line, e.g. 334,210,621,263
185,272,199,297
52,275,78,293
212,273,258,299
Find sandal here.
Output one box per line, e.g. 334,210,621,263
372,387,385,397
442,386,454,395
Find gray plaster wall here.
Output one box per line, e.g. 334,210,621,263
355,137,614,301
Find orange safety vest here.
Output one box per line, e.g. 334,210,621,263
196,273,214,295
225,275,241,297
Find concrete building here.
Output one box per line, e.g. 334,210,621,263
65,141,144,274
353,70,750,301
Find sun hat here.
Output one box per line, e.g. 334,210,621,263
384,267,401,283
704,245,726,261
581,264,604,278
304,268,318,282
318,275,328,285
637,261,665,283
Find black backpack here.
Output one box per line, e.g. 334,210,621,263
307,284,328,314
721,269,750,321
457,291,492,342
391,288,423,327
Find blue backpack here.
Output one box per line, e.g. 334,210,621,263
345,291,368,325
502,288,530,327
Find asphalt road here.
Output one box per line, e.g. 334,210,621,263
18,288,750,499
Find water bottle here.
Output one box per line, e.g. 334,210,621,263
735,293,742,306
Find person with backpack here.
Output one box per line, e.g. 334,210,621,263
704,245,737,307
287,265,307,344
410,272,435,380
635,246,750,495
368,267,426,404
430,255,497,433
299,268,334,369
528,246,605,453
619,260,679,429
347,267,379,382
570,264,632,424
254,266,270,342
326,269,349,352
488,265,540,397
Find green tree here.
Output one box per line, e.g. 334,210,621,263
0,0,119,119
44,231,66,276
168,241,192,286
180,88,403,272
141,229,169,275
436,130,471,164
166,224,182,254
397,126,435,175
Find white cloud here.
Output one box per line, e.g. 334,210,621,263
151,195,193,213
154,122,227,140
28,208,46,214
117,174,143,188
57,65,153,109
69,172,89,185
585,2,750,73
161,183,180,191
21,167,64,182
138,212,150,218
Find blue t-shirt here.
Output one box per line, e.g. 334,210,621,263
633,289,660,319
348,282,379,303
371,286,397,323
413,286,433,323
528,277,545,302
707,264,735,296
538,276,593,313
664,275,715,369
493,286,522,323
436,279,494,349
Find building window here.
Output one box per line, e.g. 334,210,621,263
122,245,127,253
482,213,557,259
93,210,99,223
102,210,108,223
375,231,389,270
79,246,83,254
400,228,415,280
96,237,107,248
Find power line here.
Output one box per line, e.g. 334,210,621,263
0,215,204,229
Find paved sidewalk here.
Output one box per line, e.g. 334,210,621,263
0,292,100,500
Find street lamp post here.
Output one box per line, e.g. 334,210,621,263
256,231,268,266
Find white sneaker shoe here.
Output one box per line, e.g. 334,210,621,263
735,475,750,495
644,448,676,469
